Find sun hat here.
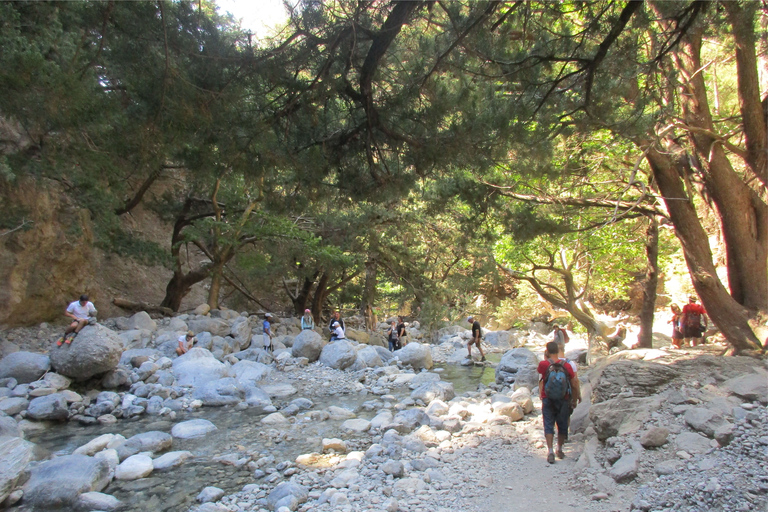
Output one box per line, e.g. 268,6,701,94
186,330,194,337
265,313,273,317
467,316,473,322
304,309,311,313
333,321,340,327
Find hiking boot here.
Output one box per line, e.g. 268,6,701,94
56,336,66,347
557,449,565,459
547,452,555,464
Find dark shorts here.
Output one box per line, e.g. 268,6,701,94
542,397,571,436
683,324,704,338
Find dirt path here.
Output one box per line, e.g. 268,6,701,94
423,417,632,512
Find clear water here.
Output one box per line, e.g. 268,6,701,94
22,361,498,512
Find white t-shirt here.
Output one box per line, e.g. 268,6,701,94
333,326,345,339
178,335,194,350
67,301,97,320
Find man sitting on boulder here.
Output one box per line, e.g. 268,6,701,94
56,294,97,346
176,330,196,355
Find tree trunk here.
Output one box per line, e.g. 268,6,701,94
645,142,763,352
160,267,210,312
637,217,659,349
360,247,379,330
676,30,768,312
311,272,331,322
207,262,224,310
291,276,315,316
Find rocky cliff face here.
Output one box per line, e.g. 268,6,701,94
0,178,205,327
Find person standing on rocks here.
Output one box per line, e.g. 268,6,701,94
538,341,580,464
387,321,400,351
682,296,707,346
263,313,274,352
466,316,485,362
301,309,315,330
176,331,196,355
56,294,97,346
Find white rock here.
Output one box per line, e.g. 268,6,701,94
115,454,154,480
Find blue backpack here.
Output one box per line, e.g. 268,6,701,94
544,360,570,401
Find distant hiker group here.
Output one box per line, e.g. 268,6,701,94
669,296,708,348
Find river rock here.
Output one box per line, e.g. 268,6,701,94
640,426,670,448
609,452,639,483
342,418,371,433
589,396,658,441
49,325,122,381
393,343,433,370
393,409,430,431
171,419,217,439
494,348,538,387
188,317,231,337
23,454,111,509
0,436,33,504
411,381,455,403
198,486,226,503
319,340,357,370
722,372,768,403
0,413,21,438
382,460,405,477
115,453,153,480
0,351,50,383
152,450,193,471
244,386,273,412
26,393,69,421
115,431,172,461
262,412,290,425
322,438,347,453
592,360,680,403
509,387,535,414
74,434,119,456
76,491,121,511
484,331,517,349
357,346,383,368
268,481,309,510
493,401,524,421
193,377,243,406
674,432,713,454
126,311,157,332
232,360,271,387
172,348,230,387
684,407,731,438
0,397,28,416
42,372,71,390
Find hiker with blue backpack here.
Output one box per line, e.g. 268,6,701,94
538,341,581,464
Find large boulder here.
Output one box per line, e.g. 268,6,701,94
244,386,273,412
291,330,326,362
172,348,230,387
589,396,659,441
114,431,172,461
187,317,231,337
49,325,122,381
26,393,69,421
411,381,455,403
0,351,50,383
230,318,252,349
0,436,34,504
484,331,517,349
722,372,768,403
591,360,680,403
231,360,271,387
124,311,157,332
193,378,244,406
357,346,384,368
23,454,111,509
393,343,433,370
495,348,538,387
319,340,357,370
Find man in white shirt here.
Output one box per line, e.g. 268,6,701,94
57,294,97,346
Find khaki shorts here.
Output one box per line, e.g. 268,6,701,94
468,337,481,347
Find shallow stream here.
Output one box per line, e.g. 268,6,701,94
23,360,498,512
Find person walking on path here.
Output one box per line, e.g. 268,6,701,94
263,313,274,352
466,316,485,362
387,321,400,351
397,316,407,347
538,341,580,464
56,294,97,346
301,309,315,330
682,296,707,347
176,331,196,355
552,325,569,353
668,303,684,349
